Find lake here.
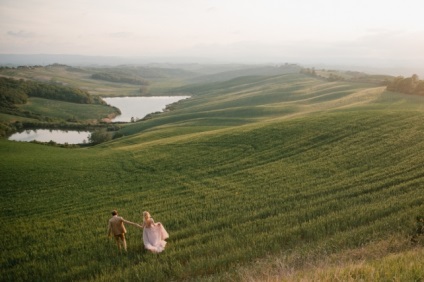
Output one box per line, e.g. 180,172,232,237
8,96,190,144
8,129,90,144
103,96,190,122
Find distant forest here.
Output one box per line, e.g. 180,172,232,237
386,74,424,95
0,76,105,109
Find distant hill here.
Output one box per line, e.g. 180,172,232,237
186,64,301,84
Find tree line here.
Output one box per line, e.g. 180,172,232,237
300,68,345,82
0,76,105,109
386,74,424,95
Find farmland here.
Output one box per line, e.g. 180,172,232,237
1,65,423,281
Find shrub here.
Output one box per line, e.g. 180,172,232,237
88,129,112,144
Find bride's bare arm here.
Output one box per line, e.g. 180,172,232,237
123,219,142,228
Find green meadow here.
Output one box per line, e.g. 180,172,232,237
1,68,423,281
19,97,118,122
0,65,141,97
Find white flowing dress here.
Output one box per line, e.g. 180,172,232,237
143,218,169,253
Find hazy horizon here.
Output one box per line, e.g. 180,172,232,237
1,0,423,76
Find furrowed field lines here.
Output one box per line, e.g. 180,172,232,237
117,74,378,140
117,110,421,278
285,246,424,282
2,74,424,281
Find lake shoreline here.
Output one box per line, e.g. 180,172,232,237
6,95,191,145
103,95,190,123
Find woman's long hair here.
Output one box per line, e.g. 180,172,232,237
143,211,152,227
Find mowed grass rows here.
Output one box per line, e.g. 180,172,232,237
1,74,424,281
1,110,424,281
117,73,375,138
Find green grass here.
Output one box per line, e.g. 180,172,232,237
298,248,424,282
0,112,36,122
0,65,144,97
232,235,423,281
19,97,118,122
116,74,379,138
1,72,424,281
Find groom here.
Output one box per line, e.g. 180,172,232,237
107,210,139,252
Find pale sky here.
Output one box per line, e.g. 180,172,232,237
1,0,424,71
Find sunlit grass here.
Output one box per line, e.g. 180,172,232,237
1,73,424,281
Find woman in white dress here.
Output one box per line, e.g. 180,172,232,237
141,211,169,253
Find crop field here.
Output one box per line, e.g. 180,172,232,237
117,74,381,138
19,97,119,122
1,72,424,281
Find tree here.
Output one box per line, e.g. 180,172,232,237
386,76,404,92
398,77,415,94
415,81,424,95
412,74,419,83
88,130,112,144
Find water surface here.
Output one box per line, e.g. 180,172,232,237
8,96,190,144
103,96,190,122
9,129,90,144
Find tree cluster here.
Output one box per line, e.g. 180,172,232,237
386,74,424,95
91,72,149,85
0,76,105,107
0,78,28,108
86,125,124,145
300,67,317,76
300,68,345,82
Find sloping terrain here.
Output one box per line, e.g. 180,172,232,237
1,71,423,281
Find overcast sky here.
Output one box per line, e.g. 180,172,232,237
1,0,423,72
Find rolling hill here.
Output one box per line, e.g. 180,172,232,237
0,66,423,281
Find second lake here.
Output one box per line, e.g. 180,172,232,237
103,96,190,122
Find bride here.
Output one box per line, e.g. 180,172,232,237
141,211,169,253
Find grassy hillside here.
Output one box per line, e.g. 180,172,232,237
19,97,117,122
185,64,301,84
0,65,144,97
1,72,423,281
116,73,382,138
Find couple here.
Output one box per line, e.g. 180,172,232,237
107,210,169,253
